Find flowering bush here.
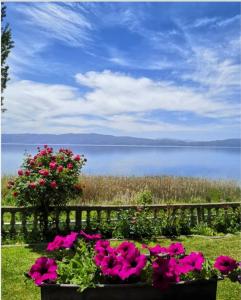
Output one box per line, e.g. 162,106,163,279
27,231,241,292
8,145,86,234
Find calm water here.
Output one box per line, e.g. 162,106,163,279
1,144,241,181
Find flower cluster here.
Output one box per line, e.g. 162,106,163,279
8,145,86,208
94,241,147,281
27,234,241,290
47,231,101,251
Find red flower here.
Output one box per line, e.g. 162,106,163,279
29,159,35,166
29,182,36,189
25,170,31,176
39,169,49,176
50,181,57,189
49,162,57,169
67,163,73,169
39,179,46,186
18,170,24,176
57,165,63,172
74,155,81,161
44,144,48,148
13,191,18,197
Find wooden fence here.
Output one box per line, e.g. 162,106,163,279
1,202,240,237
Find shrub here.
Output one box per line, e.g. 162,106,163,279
7,145,86,235
113,208,156,240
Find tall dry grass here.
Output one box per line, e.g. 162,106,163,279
2,175,240,206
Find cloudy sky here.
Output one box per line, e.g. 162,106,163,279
2,2,241,140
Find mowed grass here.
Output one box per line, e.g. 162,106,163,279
2,234,241,300
2,175,241,206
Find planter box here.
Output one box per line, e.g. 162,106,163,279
41,279,217,300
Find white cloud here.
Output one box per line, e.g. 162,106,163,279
17,3,92,47
2,70,240,137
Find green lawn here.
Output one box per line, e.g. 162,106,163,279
2,234,241,300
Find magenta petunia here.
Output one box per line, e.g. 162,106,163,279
62,232,79,248
168,242,185,256
100,254,123,277
95,240,110,250
143,244,168,256
28,257,58,286
116,241,136,259
152,257,180,290
94,246,115,266
179,252,205,274
119,254,147,280
46,235,65,251
80,230,102,241
214,256,238,274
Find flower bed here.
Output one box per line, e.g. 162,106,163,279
26,231,241,300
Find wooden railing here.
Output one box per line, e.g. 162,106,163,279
1,202,240,237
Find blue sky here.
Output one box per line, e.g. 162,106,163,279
2,2,241,140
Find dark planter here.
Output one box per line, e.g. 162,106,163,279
41,279,217,300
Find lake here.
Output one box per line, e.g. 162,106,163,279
1,144,241,181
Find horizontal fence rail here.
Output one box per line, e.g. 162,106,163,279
1,202,240,237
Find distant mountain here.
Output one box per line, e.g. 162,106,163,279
2,134,241,147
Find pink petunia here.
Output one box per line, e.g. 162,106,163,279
168,242,185,256
179,252,205,274
116,241,136,259
143,244,168,256
119,254,147,280
46,235,65,251
28,257,58,286
62,232,79,248
152,257,180,290
100,254,123,277
214,256,237,274
80,230,102,241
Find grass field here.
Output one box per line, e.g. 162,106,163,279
2,175,241,206
2,234,241,300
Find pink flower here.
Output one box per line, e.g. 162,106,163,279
49,162,57,169
95,240,110,250
28,257,58,286
94,246,114,266
47,147,53,154
62,232,78,248
50,181,57,189
214,256,238,274
67,163,73,169
47,235,65,251
80,230,102,241
119,254,147,280
39,169,49,176
116,241,136,259
74,155,81,161
152,257,180,290
44,144,48,148
179,252,205,273
39,178,46,186
18,169,23,176
25,170,31,176
100,254,123,277
29,182,36,189
168,243,185,256
143,244,168,256
57,165,64,172
29,159,35,166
